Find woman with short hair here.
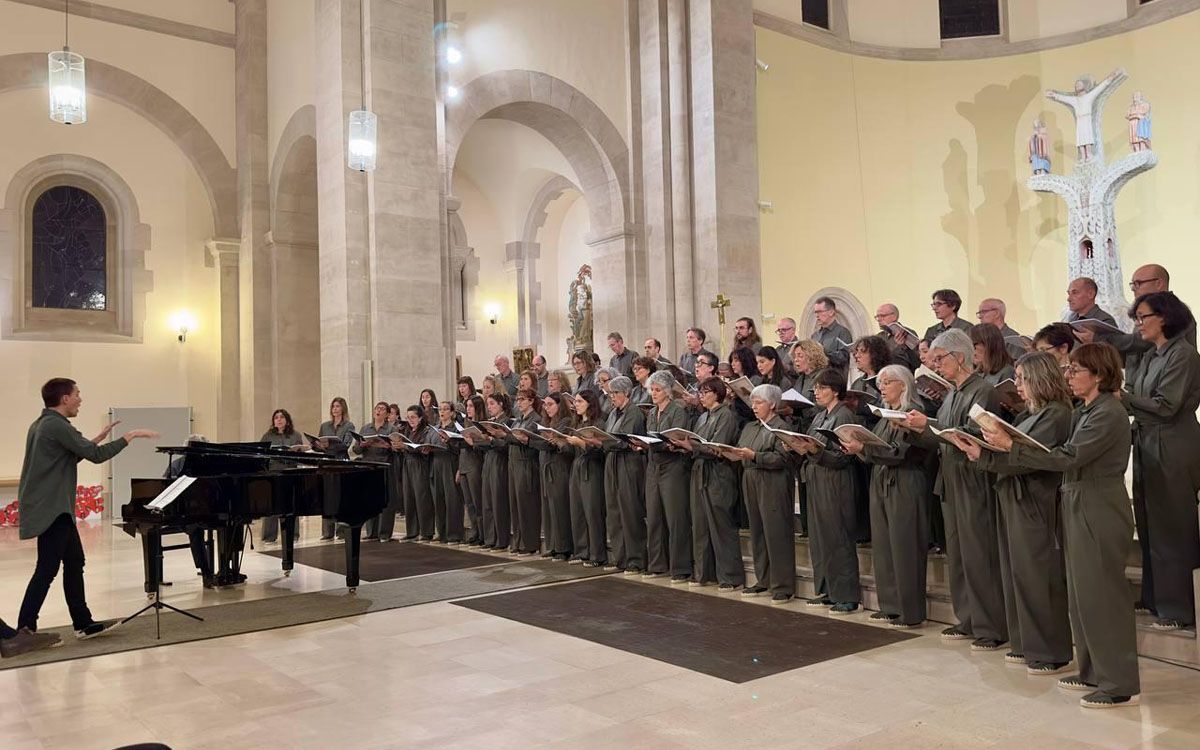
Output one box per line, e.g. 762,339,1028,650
733,384,795,604
686,378,744,591
796,368,862,614
840,365,930,628
1123,291,1200,631
643,370,694,582
1031,323,1076,368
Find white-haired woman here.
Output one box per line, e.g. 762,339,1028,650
903,329,1007,651
603,376,647,573
841,364,931,627
642,369,695,582
732,384,795,604
957,352,1074,674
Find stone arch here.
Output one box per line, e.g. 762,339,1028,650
522,174,581,246
0,52,237,238
1,154,152,341
447,70,639,340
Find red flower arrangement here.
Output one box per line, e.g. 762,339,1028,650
0,485,104,527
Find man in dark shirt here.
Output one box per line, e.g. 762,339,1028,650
1065,277,1117,327
607,332,636,377
923,288,973,343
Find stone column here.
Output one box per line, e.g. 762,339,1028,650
234,0,274,437
586,226,639,349
206,239,241,442
265,231,322,435
636,0,694,356
315,0,448,415
688,0,762,344
504,240,542,347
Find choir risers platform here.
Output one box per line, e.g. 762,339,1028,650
736,531,1200,668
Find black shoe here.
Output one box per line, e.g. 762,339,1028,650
1057,674,1098,692
969,638,1005,652
582,560,602,568
319,535,334,541
1152,618,1186,631
540,551,554,559
829,602,859,616
669,575,691,584
869,611,898,622
770,593,793,605
741,586,767,597
1080,691,1140,709
940,625,972,641
717,583,740,593
74,620,121,641
1026,661,1071,676
1003,651,1026,664
0,628,61,658
552,554,570,562
805,596,833,608
420,535,434,542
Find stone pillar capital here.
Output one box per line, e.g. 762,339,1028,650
205,237,241,268
584,223,638,247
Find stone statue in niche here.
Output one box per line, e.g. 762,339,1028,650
1127,91,1152,152
1030,68,1157,332
1045,69,1124,162
1028,119,1051,175
566,263,593,362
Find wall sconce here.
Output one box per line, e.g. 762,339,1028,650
168,310,196,343
483,303,500,325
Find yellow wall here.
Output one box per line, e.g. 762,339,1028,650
756,10,1200,337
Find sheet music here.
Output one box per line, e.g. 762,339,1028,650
147,475,197,511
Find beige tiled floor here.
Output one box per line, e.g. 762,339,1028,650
1,520,1199,749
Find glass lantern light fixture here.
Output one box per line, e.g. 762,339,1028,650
346,0,377,172
347,109,377,172
48,0,86,124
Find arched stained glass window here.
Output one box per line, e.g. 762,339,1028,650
31,185,108,310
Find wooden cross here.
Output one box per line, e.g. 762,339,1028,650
710,293,731,354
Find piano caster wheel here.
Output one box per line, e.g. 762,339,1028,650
146,592,155,600
283,570,292,577
348,587,357,594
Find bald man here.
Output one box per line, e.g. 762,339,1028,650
774,317,801,374
874,303,920,370
975,298,1028,361
1064,277,1117,327
1085,265,1196,376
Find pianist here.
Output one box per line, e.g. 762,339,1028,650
17,378,159,640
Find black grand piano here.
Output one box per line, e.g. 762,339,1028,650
121,441,388,593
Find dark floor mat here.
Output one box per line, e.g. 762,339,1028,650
260,540,501,582
455,577,916,682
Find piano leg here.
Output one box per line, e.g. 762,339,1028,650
281,515,296,577
345,524,363,592
141,529,162,595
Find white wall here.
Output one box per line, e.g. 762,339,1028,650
0,90,221,485
266,0,316,170
542,192,590,367
0,2,237,167
446,0,631,141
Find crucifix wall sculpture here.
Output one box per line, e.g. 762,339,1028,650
1028,68,1157,332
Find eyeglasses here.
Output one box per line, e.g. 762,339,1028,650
930,301,948,308
975,308,999,317
930,352,957,365
1133,312,1160,325
775,327,794,334
1129,277,1163,291
1064,365,1088,377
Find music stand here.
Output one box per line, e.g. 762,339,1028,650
121,476,204,639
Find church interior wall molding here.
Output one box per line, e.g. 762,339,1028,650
0,154,152,343
753,0,1200,61
0,53,238,238
2,0,236,48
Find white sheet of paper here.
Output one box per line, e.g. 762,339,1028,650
147,475,197,511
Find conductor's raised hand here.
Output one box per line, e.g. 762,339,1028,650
123,428,160,442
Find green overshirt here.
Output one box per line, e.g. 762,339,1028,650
18,409,128,539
